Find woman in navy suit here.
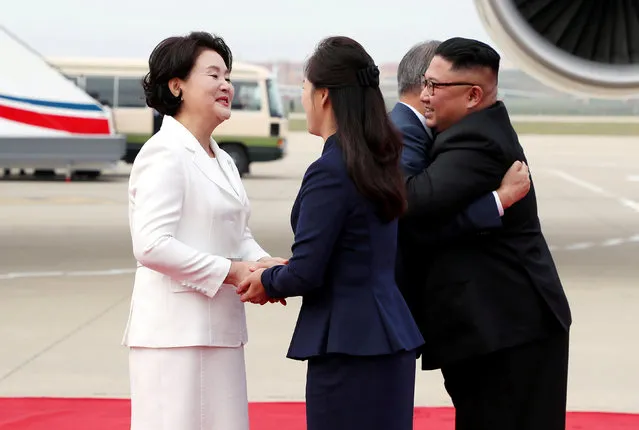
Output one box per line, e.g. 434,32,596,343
237,36,424,430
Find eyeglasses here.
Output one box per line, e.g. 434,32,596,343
422,77,477,96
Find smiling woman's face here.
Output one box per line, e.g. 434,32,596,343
170,49,234,125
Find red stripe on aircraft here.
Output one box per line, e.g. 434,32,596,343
0,104,110,134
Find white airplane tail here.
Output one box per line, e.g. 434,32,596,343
0,25,125,175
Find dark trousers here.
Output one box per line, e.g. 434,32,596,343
441,330,569,430
306,350,417,430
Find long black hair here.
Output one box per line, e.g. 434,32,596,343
305,36,406,222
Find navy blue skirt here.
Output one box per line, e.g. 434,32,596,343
305,350,417,430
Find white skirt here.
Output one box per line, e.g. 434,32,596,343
129,346,249,430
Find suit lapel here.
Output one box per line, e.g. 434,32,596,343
191,151,242,202
162,116,244,203
212,140,247,203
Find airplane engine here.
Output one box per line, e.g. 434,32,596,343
474,0,639,99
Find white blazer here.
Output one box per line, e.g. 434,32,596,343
122,116,269,348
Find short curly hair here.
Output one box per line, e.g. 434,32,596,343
142,32,233,116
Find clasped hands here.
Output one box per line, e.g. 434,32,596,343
228,257,288,306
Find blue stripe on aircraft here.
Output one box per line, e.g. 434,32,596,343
0,93,103,112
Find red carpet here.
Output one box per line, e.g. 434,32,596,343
1,398,638,429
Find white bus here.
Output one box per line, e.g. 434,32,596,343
46,57,288,175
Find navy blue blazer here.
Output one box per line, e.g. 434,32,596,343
390,102,501,235
261,134,425,360
390,102,433,176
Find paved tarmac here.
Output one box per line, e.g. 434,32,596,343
0,132,638,413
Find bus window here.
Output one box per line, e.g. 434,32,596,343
231,81,261,111
266,78,284,118
117,77,146,108
85,76,115,106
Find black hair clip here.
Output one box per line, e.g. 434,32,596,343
356,65,380,88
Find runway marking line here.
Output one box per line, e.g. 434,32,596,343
0,196,120,205
1,168,637,280
548,169,639,214
0,268,135,281
2,233,639,281
549,234,639,252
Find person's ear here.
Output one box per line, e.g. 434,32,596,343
467,85,483,109
168,78,182,99
319,88,330,108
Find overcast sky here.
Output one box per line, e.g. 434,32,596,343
3,0,497,63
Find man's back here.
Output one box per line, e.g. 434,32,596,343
416,101,571,369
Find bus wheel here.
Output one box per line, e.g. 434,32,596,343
222,144,249,176
73,170,102,180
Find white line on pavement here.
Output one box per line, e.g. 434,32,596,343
549,234,639,252
548,169,639,214
0,268,135,280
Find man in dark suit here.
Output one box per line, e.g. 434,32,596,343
401,37,572,430
391,41,530,230
392,41,531,319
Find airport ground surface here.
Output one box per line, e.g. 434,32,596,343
1,132,638,413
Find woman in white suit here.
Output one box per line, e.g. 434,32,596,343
123,32,285,430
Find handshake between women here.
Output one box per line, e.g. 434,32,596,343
225,257,288,306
